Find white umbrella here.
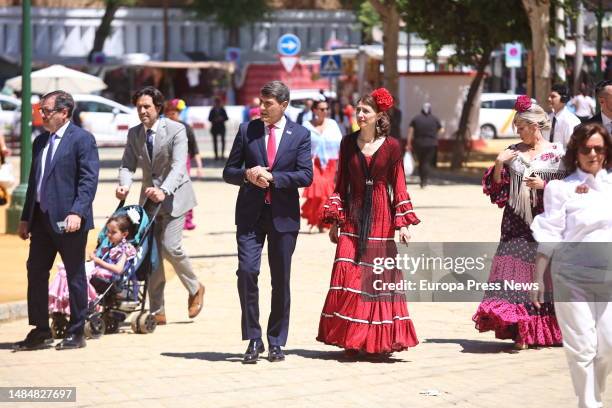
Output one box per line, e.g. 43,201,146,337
6,64,107,94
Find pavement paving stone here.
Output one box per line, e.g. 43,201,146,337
1,164,611,407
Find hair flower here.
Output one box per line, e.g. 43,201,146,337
127,208,141,225
514,95,532,113
371,88,394,112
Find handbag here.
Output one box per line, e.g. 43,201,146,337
403,151,414,176
0,185,7,205
0,150,15,189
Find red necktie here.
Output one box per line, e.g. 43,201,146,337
265,124,277,204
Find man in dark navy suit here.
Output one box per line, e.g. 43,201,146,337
13,90,99,351
223,81,312,363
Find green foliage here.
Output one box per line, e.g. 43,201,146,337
190,0,270,30
358,2,381,43
400,0,531,65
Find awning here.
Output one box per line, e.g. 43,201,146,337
135,60,235,73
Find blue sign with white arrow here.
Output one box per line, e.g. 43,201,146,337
277,34,301,57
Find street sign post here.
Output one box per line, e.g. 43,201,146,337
277,34,301,57
280,56,299,73
505,43,522,68
320,55,342,78
505,43,522,94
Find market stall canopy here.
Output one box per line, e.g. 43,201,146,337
6,64,107,94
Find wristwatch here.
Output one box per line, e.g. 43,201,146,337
160,187,170,196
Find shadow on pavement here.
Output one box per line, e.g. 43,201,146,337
0,342,16,350
285,348,408,363
424,338,514,354
161,351,244,362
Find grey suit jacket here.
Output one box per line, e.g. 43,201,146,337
119,117,197,217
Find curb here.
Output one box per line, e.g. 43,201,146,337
0,301,28,323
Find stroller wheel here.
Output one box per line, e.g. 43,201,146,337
131,312,157,334
50,313,68,339
103,314,119,334
84,315,106,339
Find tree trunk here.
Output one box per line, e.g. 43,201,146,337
522,0,551,107
554,2,566,82
451,51,491,169
369,0,399,98
88,0,121,62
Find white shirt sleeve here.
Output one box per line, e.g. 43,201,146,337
531,180,568,257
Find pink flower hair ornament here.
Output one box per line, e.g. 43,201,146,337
514,95,532,113
370,88,394,112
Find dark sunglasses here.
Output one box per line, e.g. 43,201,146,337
578,145,606,155
39,107,61,116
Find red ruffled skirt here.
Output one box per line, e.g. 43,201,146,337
301,158,337,228
316,234,419,353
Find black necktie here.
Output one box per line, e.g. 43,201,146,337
549,116,557,143
146,129,154,159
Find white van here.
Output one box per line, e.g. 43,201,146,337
478,93,535,139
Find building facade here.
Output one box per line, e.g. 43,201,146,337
0,6,360,64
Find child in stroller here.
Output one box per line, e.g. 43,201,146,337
49,204,158,339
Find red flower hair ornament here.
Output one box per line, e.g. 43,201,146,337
514,95,532,113
371,88,394,112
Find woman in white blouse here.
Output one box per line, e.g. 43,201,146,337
301,99,343,232
531,122,612,408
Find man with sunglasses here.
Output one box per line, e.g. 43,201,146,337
13,90,99,351
588,80,612,134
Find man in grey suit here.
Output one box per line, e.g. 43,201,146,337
116,86,205,325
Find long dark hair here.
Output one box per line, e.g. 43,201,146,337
563,122,612,173
357,94,390,139
107,214,137,240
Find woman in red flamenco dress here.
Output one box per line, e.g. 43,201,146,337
316,89,420,356
301,98,343,232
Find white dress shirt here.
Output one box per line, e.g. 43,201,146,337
550,106,582,147
36,120,70,202
601,112,612,134
264,115,286,155
144,119,160,145
531,169,612,257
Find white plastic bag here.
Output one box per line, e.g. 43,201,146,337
403,151,414,176
0,162,15,188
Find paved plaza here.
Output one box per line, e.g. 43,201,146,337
0,150,607,408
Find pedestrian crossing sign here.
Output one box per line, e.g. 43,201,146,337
320,55,342,77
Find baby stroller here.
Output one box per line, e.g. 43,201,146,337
50,200,161,339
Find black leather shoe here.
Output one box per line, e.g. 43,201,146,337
268,345,285,362
12,328,53,351
242,339,265,364
55,334,86,350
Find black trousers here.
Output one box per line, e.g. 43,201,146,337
211,129,226,160
27,205,88,335
235,206,298,346
414,145,437,187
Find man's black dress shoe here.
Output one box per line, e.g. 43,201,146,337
12,328,53,351
242,339,265,364
55,334,86,350
268,345,285,362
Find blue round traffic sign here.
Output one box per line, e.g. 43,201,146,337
277,34,301,57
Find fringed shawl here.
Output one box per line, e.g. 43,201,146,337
507,143,567,224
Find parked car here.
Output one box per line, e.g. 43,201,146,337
0,94,21,136
73,94,140,146
478,93,535,139
9,94,139,146
286,89,336,122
